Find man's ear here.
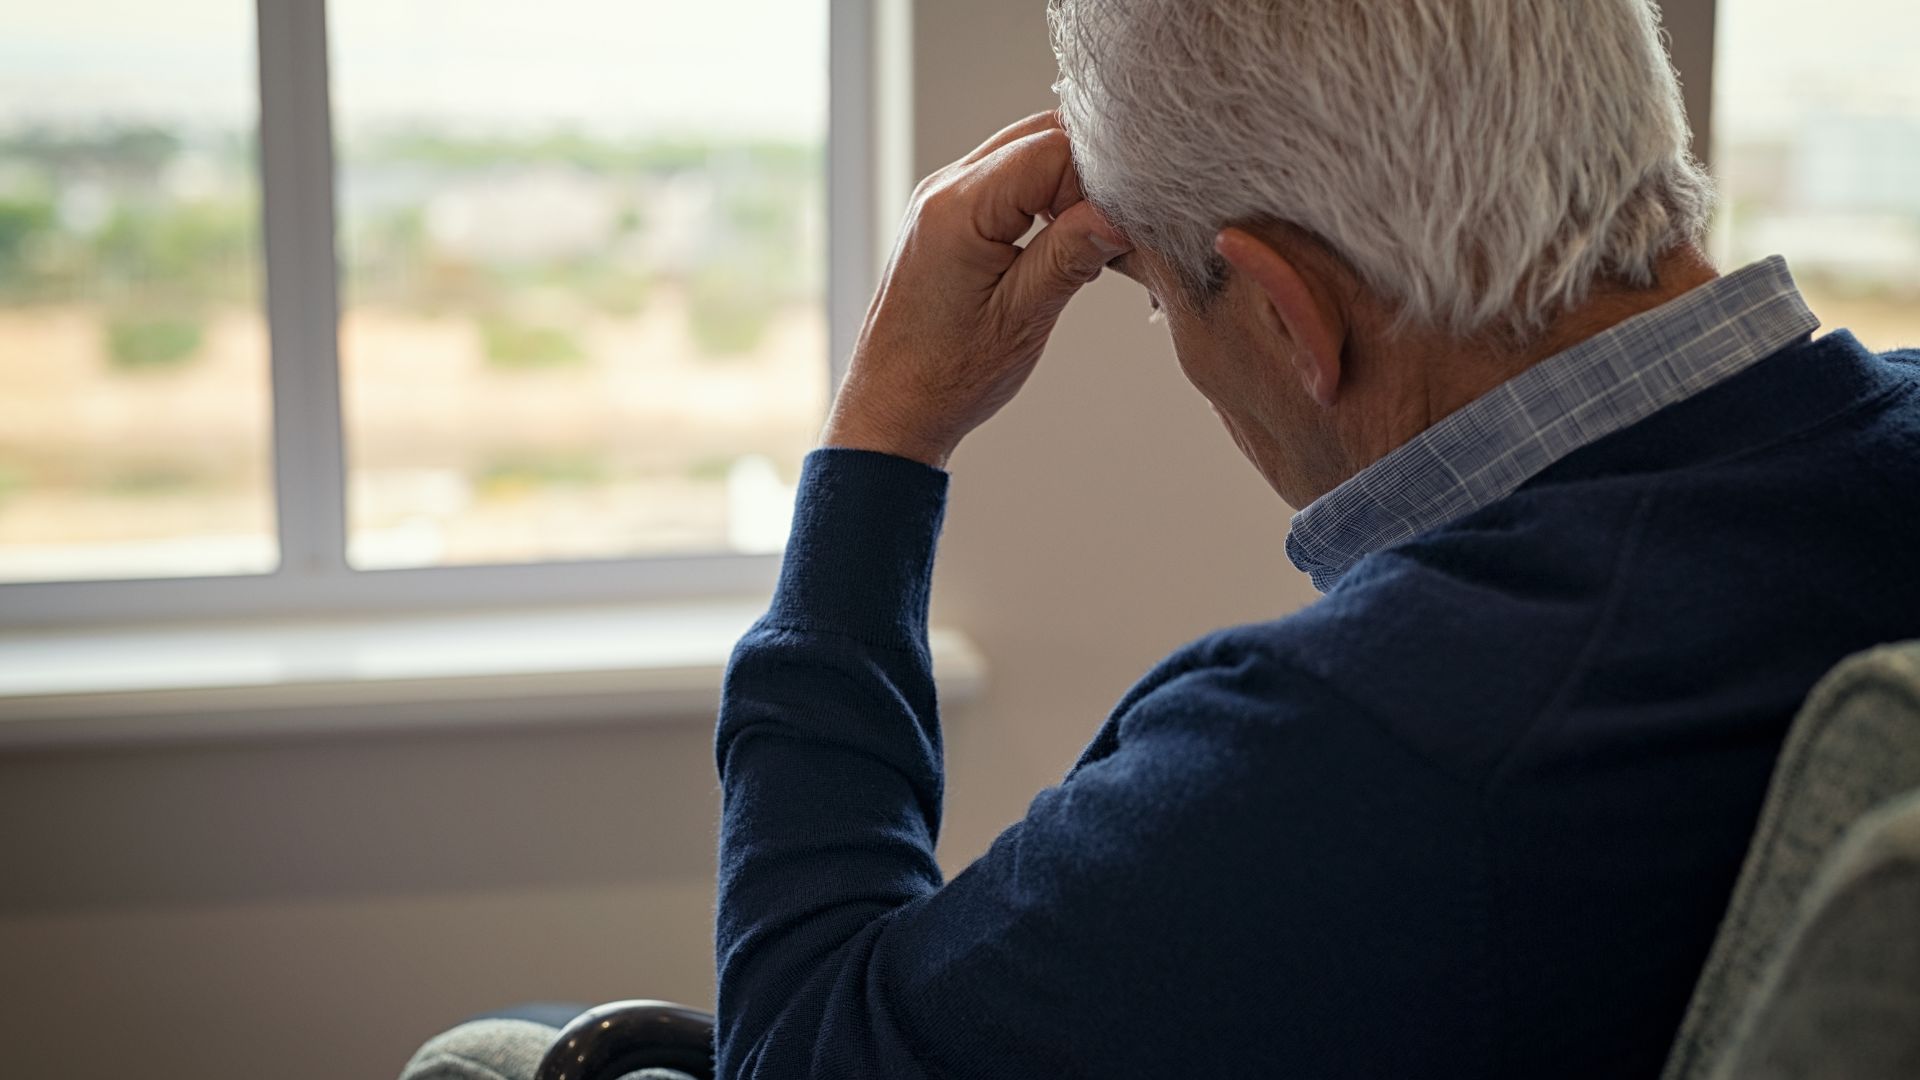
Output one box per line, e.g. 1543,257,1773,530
1214,227,1345,408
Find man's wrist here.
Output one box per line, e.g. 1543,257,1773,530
767,448,951,645
820,409,955,471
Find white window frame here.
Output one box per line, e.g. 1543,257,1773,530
3,0,884,627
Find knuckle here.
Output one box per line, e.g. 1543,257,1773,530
915,180,966,222
1022,128,1072,160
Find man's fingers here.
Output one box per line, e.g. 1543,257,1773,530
958,110,1062,167
965,128,1088,245
998,199,1132,322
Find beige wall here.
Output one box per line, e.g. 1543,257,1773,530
0,3,1716,1077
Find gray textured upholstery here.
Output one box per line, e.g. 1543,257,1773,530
1663,641,1920,1080
398,1017,691,1080
1709,790,1920,1080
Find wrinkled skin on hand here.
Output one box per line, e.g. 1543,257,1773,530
821,111,1133,469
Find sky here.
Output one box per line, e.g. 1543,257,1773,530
0,0,1915,142
0,0,829,138
1713,0,1920,137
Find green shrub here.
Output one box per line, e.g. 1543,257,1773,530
104,313,205,371
102,465,204,495
94,201,256,306
684,455,736,483
0,196,56,283
479,317,587,370
582,268,653,318
687,268,775,357
477,453,606,498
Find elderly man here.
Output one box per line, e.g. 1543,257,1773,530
709,0,1920,1074
404,1,1920,1078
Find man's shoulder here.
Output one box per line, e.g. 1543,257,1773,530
1117,333,1920,787
1126,512,1641,786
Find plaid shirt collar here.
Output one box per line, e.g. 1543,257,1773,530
1285,256,1822,593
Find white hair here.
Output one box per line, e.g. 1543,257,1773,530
1049,0,1716,338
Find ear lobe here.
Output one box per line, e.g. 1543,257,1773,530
1214,228,1345,408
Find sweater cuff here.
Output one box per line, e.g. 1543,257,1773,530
764,448,950,647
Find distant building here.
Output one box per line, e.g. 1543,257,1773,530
423,166,621,263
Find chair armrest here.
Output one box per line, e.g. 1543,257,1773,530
533,1000,716,1080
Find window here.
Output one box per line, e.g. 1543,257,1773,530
0,2,276,584
2,0,868,623
1712,0,1920,351
331,2,828,569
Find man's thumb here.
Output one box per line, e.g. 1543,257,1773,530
1003,201,1132,318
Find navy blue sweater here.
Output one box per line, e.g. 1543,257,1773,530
715,331,1920,1079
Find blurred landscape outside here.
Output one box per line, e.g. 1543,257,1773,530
331,0,829,570
0,2,275,582
1712,0,1920,349
0,0,828,582
1,0,1916,585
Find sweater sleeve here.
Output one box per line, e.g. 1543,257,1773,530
714,449,1491,1079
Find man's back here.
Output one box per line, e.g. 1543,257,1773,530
680,1,1920,1071
1169,330,1920,1075
711,329,1920,1078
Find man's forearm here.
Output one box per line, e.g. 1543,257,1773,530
713,448,951,1078
713,108,1127,1076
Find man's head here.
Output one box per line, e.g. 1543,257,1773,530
1049,0,1717,507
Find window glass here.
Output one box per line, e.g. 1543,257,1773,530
0,1,275,583
1713,0,1920,351
330,0,830,570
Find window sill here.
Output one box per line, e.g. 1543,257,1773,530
0,601,986,751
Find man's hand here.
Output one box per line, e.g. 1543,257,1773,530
821,111,1132,469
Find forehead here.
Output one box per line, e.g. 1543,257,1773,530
1109,247,1171,291
1107,244,1233,319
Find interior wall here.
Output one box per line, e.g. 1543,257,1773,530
0,2,1716,1077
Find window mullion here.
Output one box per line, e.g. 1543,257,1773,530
256,0,350,579
828,0,879,393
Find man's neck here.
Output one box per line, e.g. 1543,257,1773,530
1511,245,1721,392
1346,245,1721,476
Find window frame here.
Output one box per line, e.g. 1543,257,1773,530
1,0,879,627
